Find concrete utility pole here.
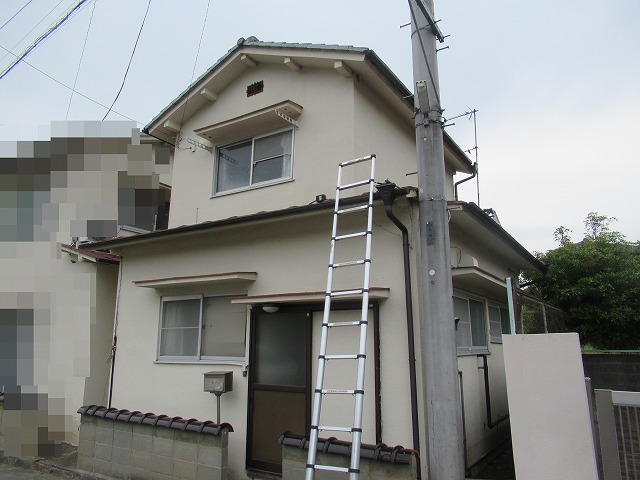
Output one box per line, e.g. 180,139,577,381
409,1,465,479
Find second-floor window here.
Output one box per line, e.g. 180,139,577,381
214,128,293,194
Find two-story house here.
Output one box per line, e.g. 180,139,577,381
85,38,544,479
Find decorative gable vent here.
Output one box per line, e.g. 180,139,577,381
247,81,264,97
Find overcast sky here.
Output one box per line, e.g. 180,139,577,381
1,0,638,253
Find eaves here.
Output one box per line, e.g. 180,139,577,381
448,201,546,273
85,187,413,251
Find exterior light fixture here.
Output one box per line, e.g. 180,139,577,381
262,304,279,313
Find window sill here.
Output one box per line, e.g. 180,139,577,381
155,359,247,367
212,176,294,198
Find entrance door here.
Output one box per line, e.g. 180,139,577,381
247,309,310,474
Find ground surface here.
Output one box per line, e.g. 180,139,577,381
0,458,75,479
469,443,516,480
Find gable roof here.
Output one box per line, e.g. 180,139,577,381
144,37,473,174
145,37,402,135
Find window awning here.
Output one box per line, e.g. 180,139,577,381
451,267,507,300
133,272,257,289
195,100,302,144
230,287,390,305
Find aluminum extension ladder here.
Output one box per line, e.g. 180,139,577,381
305,154,376,480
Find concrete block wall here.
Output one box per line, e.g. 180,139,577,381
282,446,417,480
77,411,230,480
279,433,417,480
583,353,640,392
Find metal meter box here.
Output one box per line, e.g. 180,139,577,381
204,371,233,394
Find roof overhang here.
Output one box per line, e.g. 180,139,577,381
61,244,120,265
83,187,412,251
447,201,545,273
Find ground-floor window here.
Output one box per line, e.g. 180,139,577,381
488,303,510,343
157,294,247,362
454,292,488,354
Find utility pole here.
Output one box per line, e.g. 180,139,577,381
409,1,465,479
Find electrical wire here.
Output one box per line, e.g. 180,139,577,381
66,0,98,118
0,0,35,32
0,43,140,124
178,0,212,129
0,0,92,80
102,0,152,120
0,0,66,65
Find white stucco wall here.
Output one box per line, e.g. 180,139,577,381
503,333,599,480
168,65,360,228
110,207,415,479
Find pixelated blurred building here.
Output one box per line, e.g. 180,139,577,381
0,120,172,455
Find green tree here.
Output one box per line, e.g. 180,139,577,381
524,213,640,349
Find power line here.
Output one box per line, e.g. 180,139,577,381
178,0,212,129
0,0,92,80
102,0,152,120
67,0,98,118
0,0,35,32
0,43,140,124
0,0,66,65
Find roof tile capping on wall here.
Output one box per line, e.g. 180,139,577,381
77,405,232,480
278,431,418,480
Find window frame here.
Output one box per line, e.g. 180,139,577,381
453,291,489,355
213,126,295,196
156,292,248,364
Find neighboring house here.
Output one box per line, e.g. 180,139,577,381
0,121,171,456
85,38,544,479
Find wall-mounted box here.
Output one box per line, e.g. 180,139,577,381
204,371,233,394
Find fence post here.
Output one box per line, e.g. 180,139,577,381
595,389,622,480
506,277,517,334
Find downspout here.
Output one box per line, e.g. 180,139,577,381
458,370,468,471
478,354,509,428
107,256,124,408
375,181,421,477
453,163,477,201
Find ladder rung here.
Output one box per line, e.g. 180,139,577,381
319,425,353,433
314,464,349,474
321,389,356,395
332,259,366,268
337,179,372,191
340,154,375,167
334,231,368,241
337,204,370,215
326,321,361,327
323,354,358,360
330,289,366,297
